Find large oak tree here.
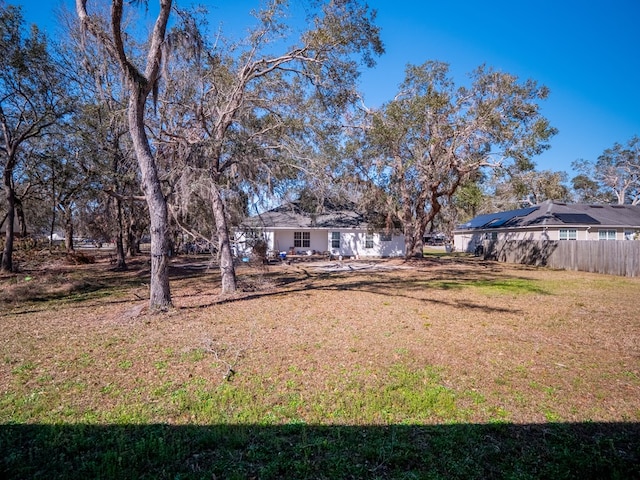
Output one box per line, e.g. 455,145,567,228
359,61,557,257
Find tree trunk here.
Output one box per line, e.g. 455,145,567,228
211,182,237,295
114,198,127,269
15,198,27,238
63,208,74,252
403,221,424,258
1,161,16,272
410,235,424,257
129,87,172,310
0,185,15,272
45,158,56,251
125,211,138,257
48,214,55,250
400,181,423,259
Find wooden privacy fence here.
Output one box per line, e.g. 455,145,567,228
483,240,640,277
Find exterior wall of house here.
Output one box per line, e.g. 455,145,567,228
235,228,405,257
454,229,548,253
334,231,404,258
585,227,640,241
269,229,328,254
454,226,640,252
452,231,480,253
375,233,405,257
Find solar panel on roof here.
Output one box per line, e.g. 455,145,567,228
487,218,511,227
462,215,498,228
554,213,600,224
512,206,538,217
462,206,539,229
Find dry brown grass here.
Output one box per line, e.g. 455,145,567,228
1,251,639,426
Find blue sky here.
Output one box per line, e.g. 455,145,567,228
10,0,640,179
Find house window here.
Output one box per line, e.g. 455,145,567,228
485,232,497,241
624,230,638,240
380,232,392,242
599,230,616,240
331,232,340,249
559,229,577,241
365,233,374,249
294,231,310,248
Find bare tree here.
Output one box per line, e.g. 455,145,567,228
76,0,173,309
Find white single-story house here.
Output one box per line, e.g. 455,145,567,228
236,201,405,259
454,200,640,253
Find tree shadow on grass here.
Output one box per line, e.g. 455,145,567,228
187,265,532,315
1,255,548,316
1,422,638,479
0,256,214,311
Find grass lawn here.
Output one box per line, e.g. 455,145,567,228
1,251,639,479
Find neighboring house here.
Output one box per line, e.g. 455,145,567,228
454,200,640,253
236,201,405,259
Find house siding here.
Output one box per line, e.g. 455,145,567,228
268,229,328,254
454,226,640,252
236,228,404,258
454,229,550,253
336,231,404,258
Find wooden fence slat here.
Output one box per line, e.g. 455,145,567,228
483,240,640,277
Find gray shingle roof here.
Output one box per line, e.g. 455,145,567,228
242,201,369,229
457,200,640,231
